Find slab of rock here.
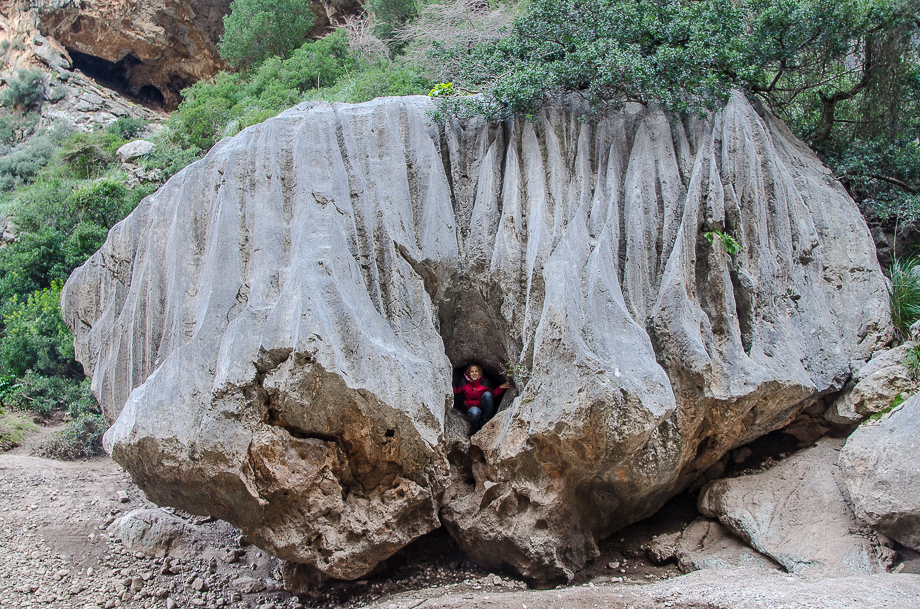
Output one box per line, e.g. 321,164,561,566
828,343,917,423
64,93,890,584
112,508,204,559
699,438,895,577
662,518,781,573
839,393,920,550
116,140,155,161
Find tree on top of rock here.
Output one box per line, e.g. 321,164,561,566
218,0,316,70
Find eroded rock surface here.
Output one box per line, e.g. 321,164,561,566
63,93,890,584
699,438,895,577
839,393,920,550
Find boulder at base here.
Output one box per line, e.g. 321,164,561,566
646,518,781,573
839,392,920,550
699,438,895,577
113,508,204,559
63,93,890,584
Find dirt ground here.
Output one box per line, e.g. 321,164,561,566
2,420,919,609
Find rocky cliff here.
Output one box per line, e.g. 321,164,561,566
62,93,891,584
0,0,361,109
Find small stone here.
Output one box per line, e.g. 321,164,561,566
492,575,501,585
117,491,130,503
608,561,620,569
191,577,207,592
166,600,176,609
130,578,144,592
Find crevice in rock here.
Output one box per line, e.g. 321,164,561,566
729,266,755,355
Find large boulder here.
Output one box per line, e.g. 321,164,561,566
63,93,890,584
839,392,920,550
699,438,895,577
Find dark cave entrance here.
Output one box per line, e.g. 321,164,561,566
67,49,167,109
438,285,518,415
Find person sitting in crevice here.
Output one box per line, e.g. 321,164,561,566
453,363,511,433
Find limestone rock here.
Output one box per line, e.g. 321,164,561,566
839,393,920,550
645,519,780,573
827,343,917,424
63,93,890,584
113,508,204,559
116,140,155,161
699,438,895,577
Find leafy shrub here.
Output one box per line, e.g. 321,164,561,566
2,372,96,418
0,282,74,377
306,63,431,103
218,0,315,69
0,111,39,146
35,413,106,460
0,131,60,191
0,227,69,302
1,68,45,108
106,116,147,140
888,257,920,340
56,130,123,179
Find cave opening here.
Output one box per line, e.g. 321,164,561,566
67,49,167,109
437,285,518,416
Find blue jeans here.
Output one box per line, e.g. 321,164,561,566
467,392,496,430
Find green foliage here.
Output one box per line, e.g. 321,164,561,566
500,359,530,387
2,372,96,419
888,257,920,340
312,64,431,103
0,413,37,451
56,130,123,179
0,111,39,146
367,0,418,46
433,0,920,121
106,116,147,140
171,31,373,150
429,82,454,97
704,230,743,255
1,68,45,109
903,346,920,380
863,393,904,424
0,127,70,191
35,412,106,460
218,0,316,69
0,282,74,377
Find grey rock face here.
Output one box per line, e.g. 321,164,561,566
699,438,895,577
839,393,920,550
63,93,890,583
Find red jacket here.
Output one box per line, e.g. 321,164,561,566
453,376,505,411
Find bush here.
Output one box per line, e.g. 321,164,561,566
0,131,60,191
106,116,147,140
1,68,45,109
35,412,106,460
0,111,39,146
218,0,315,69
889,257,920,340
2,372,96,418
56,130,123,179
0,282,74,377
0,227,69,302
305,63,431,103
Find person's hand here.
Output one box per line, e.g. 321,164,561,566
500,381,512,389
